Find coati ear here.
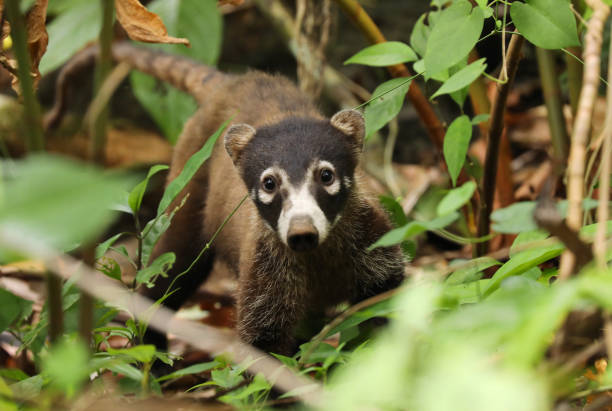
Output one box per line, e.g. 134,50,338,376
330,109,365,151
224,123,256,165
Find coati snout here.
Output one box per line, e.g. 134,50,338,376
224,109,364,252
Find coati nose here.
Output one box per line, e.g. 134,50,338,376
287,216,319,252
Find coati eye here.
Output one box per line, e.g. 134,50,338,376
320,168,335,185
262,176,277,193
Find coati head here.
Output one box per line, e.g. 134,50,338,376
224,109,364,252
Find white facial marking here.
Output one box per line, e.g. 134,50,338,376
258,167,277,205
319,160,340,195
277,164,330,246
343,176,352,189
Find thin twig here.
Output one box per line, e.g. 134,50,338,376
476,34,525,256
299,287,398,365
536,47,570,164
0,228,323,406
594,22,612,269
560,0,610,279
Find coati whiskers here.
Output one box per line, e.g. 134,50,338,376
56,42,406,355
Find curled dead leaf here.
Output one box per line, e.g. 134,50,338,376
25,0,48,87
115,0,190,46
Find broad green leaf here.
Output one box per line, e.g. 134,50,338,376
155,360,221,382
0,288,32,333
131,0,222,142
39,1,101,74
142,195,188,266
345,41,418,66
8,375,43,400
42,339,90,397
369,212,459,249
0,155,132,251
509,230,549,257
107,362,144,381
443,115,472,186
410,15,430,57
424,1,484,76
446,257,501,285
0,368,29,382
135,252,175,286
209,367,244,389
95,232,125,259
364,78,412,137
325,299,395,338
472,113,490,125
483,243,564,297
432,58,487,99
128,165,168,215
107,345,156,363
379,195,409,226
157,119,230,215
510,0,579,49
0,376,17,411
437,181,476,216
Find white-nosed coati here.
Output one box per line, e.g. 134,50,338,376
106,43,405,354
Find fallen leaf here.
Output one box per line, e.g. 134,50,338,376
115,0,190,46
25,0,48,87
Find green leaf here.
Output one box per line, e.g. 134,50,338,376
0,155,133,251
364,78,412,138
157,119,230,215
509,230,549,257
0,368,29,383
432,58,487,99
0,288,32,333
96,233,125,259
42,339,90,397
472,113,490,125
107,345,156,363
443,115,472,186
39,1,101,74
424,1,485,76
446,257,501,285
379,195,409,226
141,194,188,266
135,252,175,286
128,165,168,215
155,360,221,382
410,15,430,57
8,375,43,400
0,377,17,411
437,181,476,216
131,0,222,142
510,0,580,49
344,41,418,66
209,367,244,389
369,212,459,249
483,243,564,297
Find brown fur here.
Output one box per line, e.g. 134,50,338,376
108,43,404,354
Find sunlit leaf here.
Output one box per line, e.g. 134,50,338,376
443,115,472,186
364,78,412,138
344,41,417,66
511,0,579,49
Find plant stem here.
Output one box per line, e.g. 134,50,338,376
79,246,95,346
4,0,44,151
46,272,63,343
333,0,446,151
560,0,609,279
476,34,525,256
90,0,114,164
536,48,570,165
566,46,584,118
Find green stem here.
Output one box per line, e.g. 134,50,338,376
90,0,114,164
535,48,570,164
4,0,44,151
46,272,64,343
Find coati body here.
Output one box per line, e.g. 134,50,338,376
109,43,405,354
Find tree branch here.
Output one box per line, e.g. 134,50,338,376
560,0,610,279
476,34,525,256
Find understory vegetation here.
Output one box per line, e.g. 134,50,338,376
0,0,611,409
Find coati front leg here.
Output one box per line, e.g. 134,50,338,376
235,254,307,355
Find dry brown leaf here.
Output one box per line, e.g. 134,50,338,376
115,0,190,46
25,0,48,87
